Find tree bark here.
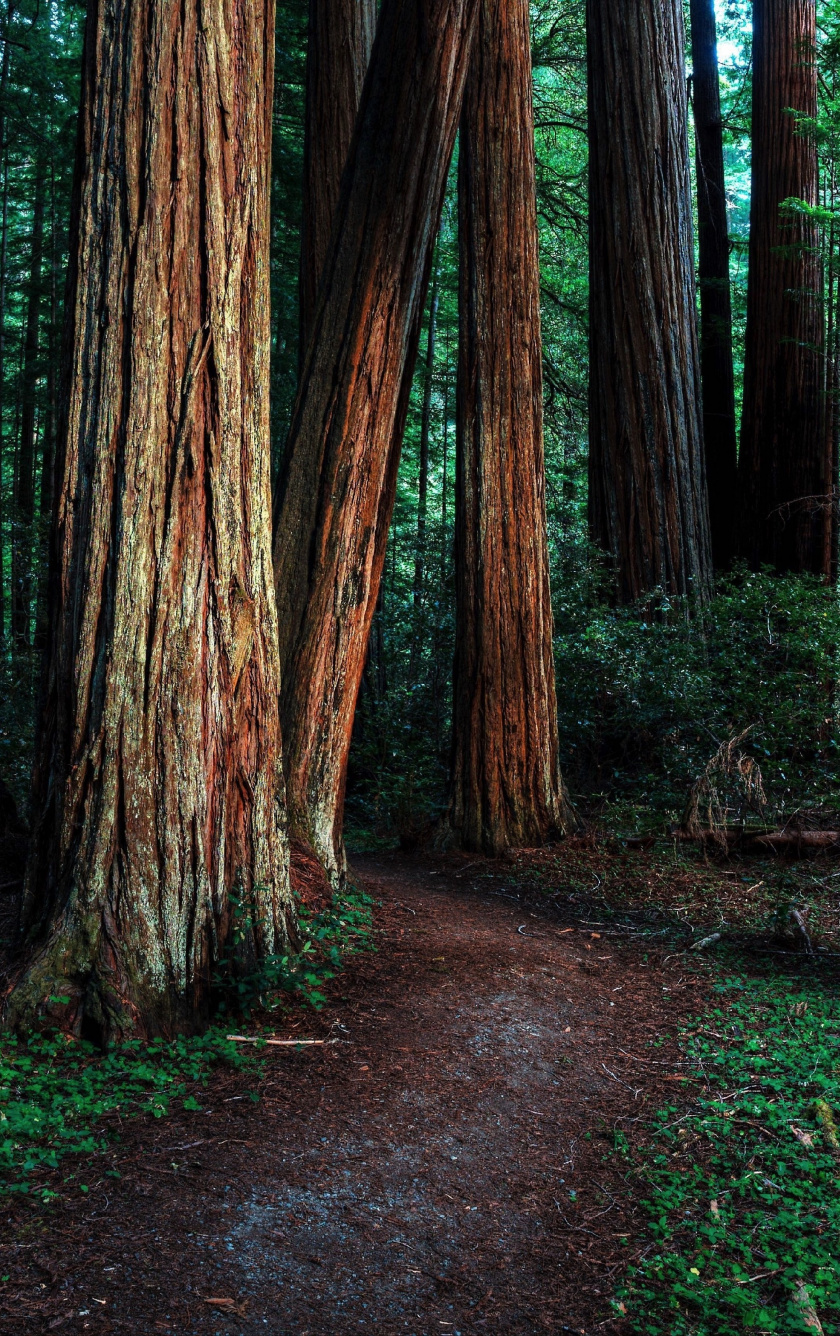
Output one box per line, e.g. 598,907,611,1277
689,0,738,571
451,0,571,856
272,0,480,888
738,0,825,573
9,0,291,1042
0,3,15,646
587,0,712,604
299,0,376,357
10,157,45,650
413,268,439,612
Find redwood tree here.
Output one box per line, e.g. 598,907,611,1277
587,0,712,603
9,0,291,1040
738,0,825,573
451,0,571,855
273,0,480,887
690,0,738,570
10,158,45,648
299,0,376,354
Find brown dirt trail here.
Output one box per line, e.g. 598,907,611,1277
0,854,703,1335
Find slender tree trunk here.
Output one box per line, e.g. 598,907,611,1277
0,5,14,647
0,152,8,648
413,268,439,612
451,0,571,855
10,158,45,650
34,146,57,651
299,0,376,357
9,0,291,1042
690,0,738,570
738,0,824,573
587,0,712,603
272,0,480,888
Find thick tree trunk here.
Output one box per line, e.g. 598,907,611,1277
587,0,712,604
9,0,291,1042
451,0,571,856
738,0,825,573
299,0,376,356
272,0,480,887
10,159,45,650
690,0,738,571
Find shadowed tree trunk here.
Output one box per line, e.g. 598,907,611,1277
451,0,571,855
587,0,712,604
690,0,738,570
272,0,480,888
738,0,825,573
11,158,45,650
299,0,376,356
414,267,439,613
8,0,291,1042
0,3,14,646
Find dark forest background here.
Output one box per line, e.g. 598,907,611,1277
2,0,840,844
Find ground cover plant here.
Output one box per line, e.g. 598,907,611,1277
618,972,840,1335
0,886,373,1201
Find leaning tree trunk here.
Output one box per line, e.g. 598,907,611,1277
587,0,712,604
272,0,480,888
690,0,738,571
738,0,825,573
299,0,376,356
8,0,291,1042
451,0,571,855
10,158,45,650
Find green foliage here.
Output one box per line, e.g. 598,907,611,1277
619,978,840,1334
553,567,840,825
0,884,373,1199
0,1026,253,1199
213,883,374,1015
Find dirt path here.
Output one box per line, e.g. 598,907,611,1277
1,854,705,1335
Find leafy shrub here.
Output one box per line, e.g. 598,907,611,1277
553,568,840,826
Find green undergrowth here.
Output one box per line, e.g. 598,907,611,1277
0,885,373,1200
618,975,840,1334
215,882,374,1014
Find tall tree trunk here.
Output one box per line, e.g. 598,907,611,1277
738,0,825,573
299,0,376,356
34,146,57,651
0,152,8,648
9,0,291,1042
413,267,439,612
10,158,45,650
272,0,480,888
0,4,14,647
587,0,712,603
451,0,571,856
690,0,738,570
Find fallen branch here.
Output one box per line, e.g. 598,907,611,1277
795,1282,825,1334
690,932,724,952
226,1035,327,1047
814,1099,840,1166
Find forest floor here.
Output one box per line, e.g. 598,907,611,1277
0,846,835,1335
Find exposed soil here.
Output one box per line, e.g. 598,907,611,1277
0,852,717,1335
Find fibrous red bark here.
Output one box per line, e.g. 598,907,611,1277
451,0,571,855
689,0,738,570
587,0,712,603
738,0,826,573
272,0,480,887
9,0,291,1041
299,0,376,356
